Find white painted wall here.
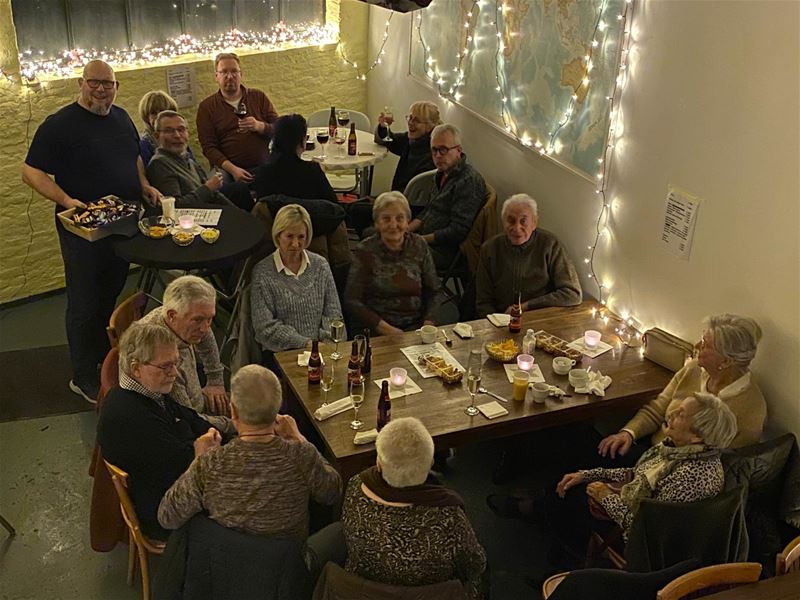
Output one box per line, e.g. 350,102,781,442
365,1,800,437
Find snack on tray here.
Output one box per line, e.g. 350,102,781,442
535,331,582,361
418,354,464,384
485,338,520,362
72,197,137,229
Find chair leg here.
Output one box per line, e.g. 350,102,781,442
138,545,151,600
127,531,136,586
0,513,15,536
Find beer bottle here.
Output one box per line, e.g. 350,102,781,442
361,329,372,375
377,380,391,431
328,106,337,138
347,341,362,385
347,122,357,156
509,301,522,334
308,340,321,384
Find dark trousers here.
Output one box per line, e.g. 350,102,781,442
56,218,129,384
220,181,255,212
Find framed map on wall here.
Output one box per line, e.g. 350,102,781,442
410,0,627,179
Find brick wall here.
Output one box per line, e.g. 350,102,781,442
0,0,367,303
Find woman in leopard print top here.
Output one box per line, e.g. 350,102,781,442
557,393,739,539
341,418,486,598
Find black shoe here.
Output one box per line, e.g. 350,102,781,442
69,379,99,404
491,449,519,484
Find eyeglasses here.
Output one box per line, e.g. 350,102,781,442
142,361,179,373
84,79,117,90
405,115,431,125
158,126,188,135
431,145,460,156
216,70,241,77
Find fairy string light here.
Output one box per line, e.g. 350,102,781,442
338,12,394,81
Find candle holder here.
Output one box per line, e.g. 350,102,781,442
516,354,534,371
178,215,195,230
389,367,407,391
584,330,601,349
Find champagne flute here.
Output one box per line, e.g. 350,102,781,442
465,347,482,416
316,128,329,159
382,106,394,141
321,363,335,404
329,317,345,360
349,378,365,430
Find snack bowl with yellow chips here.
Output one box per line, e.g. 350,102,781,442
200,227,220,244
138,216,174,239
485,339,520,362
172,230,195,246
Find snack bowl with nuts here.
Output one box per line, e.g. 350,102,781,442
200,228,220,244
138,216,174,239
172,230,195,246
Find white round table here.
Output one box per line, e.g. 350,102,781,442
302,130,389,196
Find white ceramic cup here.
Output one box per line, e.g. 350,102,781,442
552,356,577,375
416,324,437,344
531,382,549,403
161,196,176,221
569,368,589,388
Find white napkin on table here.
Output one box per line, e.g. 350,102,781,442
373,377,423,399
573,371,613,397
453,322,474,338
313,396,354,421
477,401,509,419
503,363,545,384
487,313,511,327
353,429,378,445
546,385,567,398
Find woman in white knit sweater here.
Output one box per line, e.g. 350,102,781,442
251,204,344,353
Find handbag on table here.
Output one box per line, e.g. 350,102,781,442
642,328,694,372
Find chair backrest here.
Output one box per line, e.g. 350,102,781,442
777,534,800,575
308,108,371,132
103,460,163,554
97,347,120,412
107,291,148,348
655,562,762,600
403,169,438,208
625,485,748,573
459,182,498,273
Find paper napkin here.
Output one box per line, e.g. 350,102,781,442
477,401,509,419
566,338,614,359
487,313,511,327
313,396,354,421
453,322,474,338
353,429,379,445
373,377,423,399
503,363,545,384
572,371,613,397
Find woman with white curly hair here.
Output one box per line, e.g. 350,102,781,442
341,418,486,598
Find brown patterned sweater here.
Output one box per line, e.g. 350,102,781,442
157,437,341,538
342,475,486,599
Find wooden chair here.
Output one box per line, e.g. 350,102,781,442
776,534,800,575
104,460,165,600
655,563,762,600
541,572,568,598
106,291,148,348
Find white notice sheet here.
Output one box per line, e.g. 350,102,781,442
174,208,222,226
660,187,701,260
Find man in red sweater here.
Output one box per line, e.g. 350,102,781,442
196,53,279,184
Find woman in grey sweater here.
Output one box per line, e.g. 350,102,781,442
251,204,344,353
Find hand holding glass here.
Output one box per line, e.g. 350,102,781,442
349,379,365,430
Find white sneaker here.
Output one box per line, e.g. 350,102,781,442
69,379,98,404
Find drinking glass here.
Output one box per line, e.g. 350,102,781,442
337,109,350,128
320,363,335,404
382,106,394,141
235,101,247,133
349,379,365,430
464,347,482,416
333,127,347,157
329,317,345,360
316,128,329,159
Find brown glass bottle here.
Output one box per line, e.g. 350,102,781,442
361,329,372,375
377,380,391,431
509,302,522,334
328,106,337,138
347,340,362,385
347,122,357,156
308,340,321,384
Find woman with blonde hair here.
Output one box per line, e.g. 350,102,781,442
250,204,344,353
138,90,196,165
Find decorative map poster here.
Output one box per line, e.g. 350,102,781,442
410,0,626,178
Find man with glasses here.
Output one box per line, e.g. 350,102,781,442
146,110,252,210
407,123,487,270
22,59,162,404
97,321,225,540
196,52,279,184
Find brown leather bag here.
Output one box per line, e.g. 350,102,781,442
643,328,694,372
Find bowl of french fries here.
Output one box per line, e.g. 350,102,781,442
485,339,520,363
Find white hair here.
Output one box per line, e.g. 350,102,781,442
376,417,434,488
689,392,738,448
230,365,282,426
704,314,762,370
163,275,216,315
372,191,411,222
501,193,539,220
431,123,462,146
118,321,176,376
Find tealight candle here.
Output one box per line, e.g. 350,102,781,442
584,329,602,349
178,215,195,230
516,354,534,371
389,367,407,389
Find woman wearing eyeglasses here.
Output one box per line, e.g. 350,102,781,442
375,101,441,192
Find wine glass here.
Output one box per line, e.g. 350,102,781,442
465,347,482,416
382,106,394,141
337,109,350,128
349,378,365,430
235,101,247,133
316,128,329,159
329,317,345,360
333,127,347,157
321,363,335,404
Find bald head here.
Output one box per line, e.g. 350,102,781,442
78,60,118,116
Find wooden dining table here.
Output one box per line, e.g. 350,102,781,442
702,570,800,599
274,300,674,480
